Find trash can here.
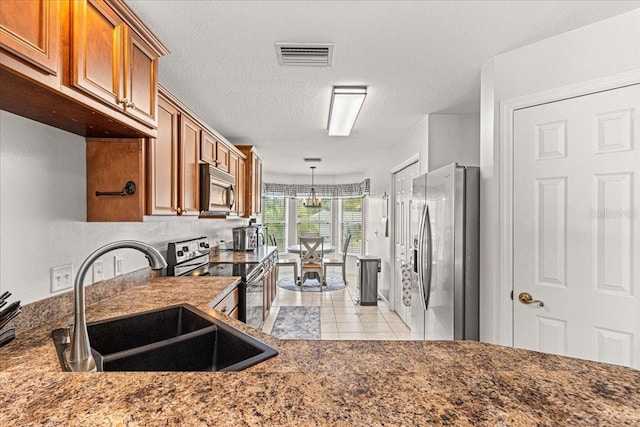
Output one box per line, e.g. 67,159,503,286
356,255,381,306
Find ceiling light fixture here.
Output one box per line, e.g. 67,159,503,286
327,86,367,136
302,166,322,208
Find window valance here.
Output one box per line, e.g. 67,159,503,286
263,179,370,199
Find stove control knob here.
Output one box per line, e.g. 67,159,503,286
177,250,184,257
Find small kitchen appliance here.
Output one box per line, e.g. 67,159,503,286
232,226,258,251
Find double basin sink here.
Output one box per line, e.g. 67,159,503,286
52,304,277,372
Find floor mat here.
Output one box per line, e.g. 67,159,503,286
270,306,321,340
277,276,346,292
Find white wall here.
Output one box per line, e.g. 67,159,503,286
0,111,245,305
479,9,640,344
428,115,480,171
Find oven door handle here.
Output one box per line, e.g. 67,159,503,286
246,268,266,285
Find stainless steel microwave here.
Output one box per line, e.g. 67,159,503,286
199,164,235,214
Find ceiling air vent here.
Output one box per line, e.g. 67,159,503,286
304,158,322,163
275,43,333,66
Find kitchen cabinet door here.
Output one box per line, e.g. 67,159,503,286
146,96,179,215
216,142,230,173
236,145,262,217
179,114,201,216
0,0,59,77
237,155,246,215
71,0,159,127
201,130,217,165
122,27,158,127
70,0,124,109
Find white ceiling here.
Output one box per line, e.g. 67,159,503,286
127,0,639,176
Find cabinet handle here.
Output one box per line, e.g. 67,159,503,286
118,97,129,106
127,101,135,109
220,306,228,313
182,208,188,214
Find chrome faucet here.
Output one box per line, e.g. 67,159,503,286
65,240,167,372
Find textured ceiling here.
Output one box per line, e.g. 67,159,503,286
127,0,639,176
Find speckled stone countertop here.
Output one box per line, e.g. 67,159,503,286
1,276,639,426
210,245,277,264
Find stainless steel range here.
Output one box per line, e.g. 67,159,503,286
165,237,265,329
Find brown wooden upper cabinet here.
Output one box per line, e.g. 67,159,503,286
0,0,59,79
0,0,169,138
229,150,246,216
69,0,158,128
236,145,263,217
146,91,199,217
201,130,231,173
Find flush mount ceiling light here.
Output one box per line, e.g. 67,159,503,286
327,86,367,136
302,166,322,208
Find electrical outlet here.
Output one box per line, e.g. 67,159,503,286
114,255,124,275
51,264,73,293
93,259,104,282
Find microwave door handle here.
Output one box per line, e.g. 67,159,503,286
229,184,235,209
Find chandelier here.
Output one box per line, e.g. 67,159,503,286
302,166,322,208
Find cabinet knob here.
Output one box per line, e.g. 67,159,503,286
182,208,188,214
127,101,135,109
176,207,182,214
220,306,228,313
118,97,129,106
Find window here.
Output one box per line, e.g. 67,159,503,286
340,197,363,255
295,199,332,244
263,197,286,251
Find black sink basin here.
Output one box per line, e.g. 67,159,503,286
52,304,277,372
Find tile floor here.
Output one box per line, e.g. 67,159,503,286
262,272,413,340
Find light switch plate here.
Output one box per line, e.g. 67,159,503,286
114,255,124,275
93,259,104,282
51,264,73,293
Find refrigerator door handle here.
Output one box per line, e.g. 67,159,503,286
424,205,433,310
417,204,427,311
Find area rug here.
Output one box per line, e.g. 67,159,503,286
270,306,321,340
277,276,347,292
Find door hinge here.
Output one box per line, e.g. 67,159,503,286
510,290,514,300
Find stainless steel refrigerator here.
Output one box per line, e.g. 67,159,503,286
409,163,479,340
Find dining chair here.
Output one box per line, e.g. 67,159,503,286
298,236,324,287
301,232,320,237
322,233,351,285
271,236,298,284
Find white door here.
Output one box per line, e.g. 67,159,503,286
513,84,640,369
393,162,419,325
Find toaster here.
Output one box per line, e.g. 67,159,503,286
232,226,258,251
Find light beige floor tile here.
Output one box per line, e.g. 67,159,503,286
355,305,380,313
321,333,341,340
332,299,357,307
359,313,386,322
333,306,358,315
366,332,397,340
337,322,366,333
321,313,336,323
382,311,405,323
320,306,335,315
394,332,413,340
362,322,393,333
338,332,369,340
321,323,338,333
335,314,361,323
389,322,411,334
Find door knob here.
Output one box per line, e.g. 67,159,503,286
518,292,544,307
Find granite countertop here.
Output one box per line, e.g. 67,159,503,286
1,276,639,426
210,245,277,264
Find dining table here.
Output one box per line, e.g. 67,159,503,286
286,244,336,255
